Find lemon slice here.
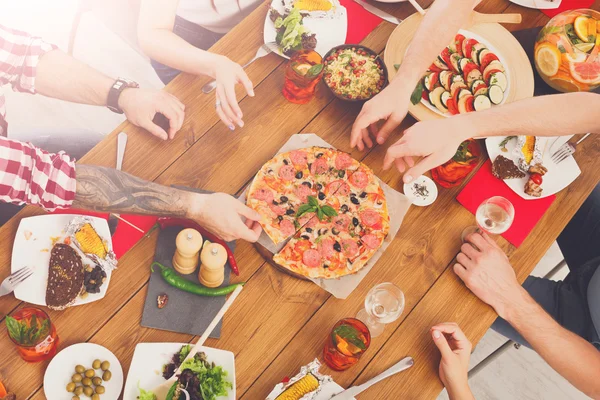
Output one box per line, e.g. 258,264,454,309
575,42,595,53
565,52,587,63
575,16,591,42
536,43,562,77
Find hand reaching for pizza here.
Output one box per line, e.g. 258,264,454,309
383,118,472,183
192,193,262,242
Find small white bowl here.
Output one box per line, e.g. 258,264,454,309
404,175,438,207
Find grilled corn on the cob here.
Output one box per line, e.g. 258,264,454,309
275,374,320,400
74,223,107,259
293,0,332,11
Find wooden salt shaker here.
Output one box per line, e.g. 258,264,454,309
199,241,227,288
172,228,203,275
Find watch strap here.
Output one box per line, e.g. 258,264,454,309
107,78,139,114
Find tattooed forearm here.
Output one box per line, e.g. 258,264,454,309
72,165,192,217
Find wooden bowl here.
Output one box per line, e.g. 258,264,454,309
383,13,534,121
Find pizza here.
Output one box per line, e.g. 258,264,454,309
247,147,390,279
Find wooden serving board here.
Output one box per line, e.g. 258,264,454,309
384,12,535,121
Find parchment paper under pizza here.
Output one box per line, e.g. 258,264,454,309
241,134,410,299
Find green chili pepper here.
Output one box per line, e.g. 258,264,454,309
151,262,244,297
165,382,178,400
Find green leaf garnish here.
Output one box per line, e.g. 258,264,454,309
306,64,324,77
317,208,325,221
410,81,424,105
308,195,318,207
333,324,367,350
321,205,338,217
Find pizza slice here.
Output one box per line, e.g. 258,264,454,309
273,216,380,279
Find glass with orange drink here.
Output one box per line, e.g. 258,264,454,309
6,307,59,362
323,318,371,371
282,50,324,104
535,9,600,92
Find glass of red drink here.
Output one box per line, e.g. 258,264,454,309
6,307,59,362
282,50,324,104
323,318,371,371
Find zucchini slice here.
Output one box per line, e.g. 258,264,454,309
489,85,504,105
450,54,462,73
429,86,448,113
489,71,508,92
440,71,452,91
469,79,485,91
459,58,471,73
474,95,492,111
471,43,487,64
477,49,491,65
466,68,483,86
433,56,449,70
473,86,489,97
441,90,451,107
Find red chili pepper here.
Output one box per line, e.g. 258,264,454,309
147,217,240,276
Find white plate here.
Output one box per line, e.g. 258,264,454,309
421,29,511,117
263,0,348,59
11,214,113,307
123,343,236,400
44,343,123,399
404,175,438,206
509,0,562,10
485,135,581,200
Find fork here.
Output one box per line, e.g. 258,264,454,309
201,41,278,94
551,133,591,164
0,266,33,297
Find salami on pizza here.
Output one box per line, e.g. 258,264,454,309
247,146,389,278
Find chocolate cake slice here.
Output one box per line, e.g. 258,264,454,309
492,155,526,180
45,243,84,310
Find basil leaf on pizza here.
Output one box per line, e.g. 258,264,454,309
321,205,338,217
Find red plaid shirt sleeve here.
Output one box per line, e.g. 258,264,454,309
0,136,76,211
0,24,57,94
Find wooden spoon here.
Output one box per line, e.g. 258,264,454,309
152,285,244,399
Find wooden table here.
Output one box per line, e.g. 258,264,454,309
2,1,600,398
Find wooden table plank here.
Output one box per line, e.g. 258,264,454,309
350,137,600,399
4,2,599,399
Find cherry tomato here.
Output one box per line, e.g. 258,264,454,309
530,173,543,185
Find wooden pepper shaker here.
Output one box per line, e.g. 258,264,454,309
172,228,203,275
199,241,227,288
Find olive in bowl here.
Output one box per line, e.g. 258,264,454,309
322,45,388,102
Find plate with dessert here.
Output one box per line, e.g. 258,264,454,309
486,135,581,200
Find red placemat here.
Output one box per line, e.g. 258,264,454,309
51,209,157,259
456,160,556,247
541,0,595,18
340,0,383,44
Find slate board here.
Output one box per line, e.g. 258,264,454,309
511,27,600,97
141,188,235,339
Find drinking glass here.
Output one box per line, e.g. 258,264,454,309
6,307,59,362
282,50,324,104
356,283,405,338
323,318,371,371
462,196,515,241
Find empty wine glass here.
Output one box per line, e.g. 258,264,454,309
356,282,405,338
462,196,515,241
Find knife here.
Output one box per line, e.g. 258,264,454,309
108,132,128,236
328,356,414,400
353,0,402,25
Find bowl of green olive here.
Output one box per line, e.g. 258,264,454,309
43,343,123,400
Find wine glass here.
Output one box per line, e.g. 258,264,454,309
462,196,515,241
356,283,405,338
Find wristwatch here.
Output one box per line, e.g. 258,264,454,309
107,77,140,114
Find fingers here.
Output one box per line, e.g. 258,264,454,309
223,82,244,128
394,157,407,173
460,243,479,261
165,92,185,111
236,202,262,222
482,231,501,249
215,90,235,130
351,111,372,150
431,323,472,351
456,253,474,269
237,224,261,242
383,139,407,170
403,155,438,184
431,329,454,359
453,262,468,282
237,69,255,97
376,114,402,144
156,98,184,139
216,85,239,130
140,119,168,140
363,128,374,149
465,232,490,252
